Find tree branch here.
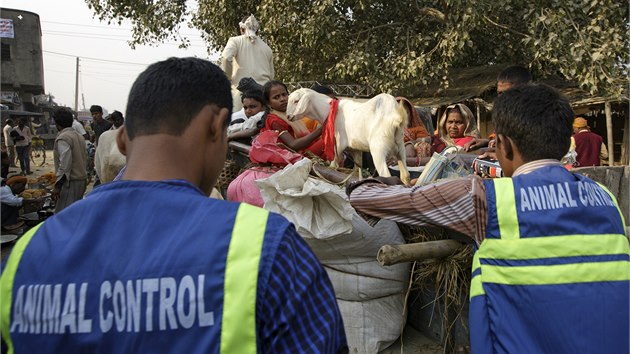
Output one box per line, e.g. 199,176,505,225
483,15,529,38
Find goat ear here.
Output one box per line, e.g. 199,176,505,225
292,92,306,114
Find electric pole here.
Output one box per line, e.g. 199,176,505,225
74,57,79,116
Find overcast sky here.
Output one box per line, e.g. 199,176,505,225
2,0,220,114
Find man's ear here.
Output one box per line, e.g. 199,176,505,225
116,126,128,156
497,134,514,160
208,107,230,142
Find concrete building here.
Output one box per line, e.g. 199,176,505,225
0,8,44,112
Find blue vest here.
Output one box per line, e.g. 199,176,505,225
470,166,630,354
1,180,288,354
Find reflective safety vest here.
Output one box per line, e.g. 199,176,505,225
0,181,272,354
470,167,630,354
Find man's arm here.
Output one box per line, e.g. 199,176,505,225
348,176,487,245
269,52,275,80
259,225,348,353
0,186,22,206
221,38,238,81
600,142,609,161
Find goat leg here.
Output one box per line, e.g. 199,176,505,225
397,142,411,185
351,150,363,181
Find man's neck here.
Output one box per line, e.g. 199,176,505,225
121,134,202,185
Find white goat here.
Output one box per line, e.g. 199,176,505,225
286,88,410,185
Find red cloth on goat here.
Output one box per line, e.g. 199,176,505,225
322,99,339,161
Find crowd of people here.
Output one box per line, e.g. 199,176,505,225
0,14,625,354
0,105,126,228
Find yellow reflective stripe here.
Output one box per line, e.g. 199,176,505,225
221,203,268,354
481,260,630,285
470,274,485,298
493,178,520,240
480,234,630,260
0,223,44,354
471,250,481,272
596,182,626,229
470,253,485,299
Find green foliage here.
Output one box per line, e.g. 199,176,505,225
86,0,629,97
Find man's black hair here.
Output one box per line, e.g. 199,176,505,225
262,80,287,106
110,110,123,120
53,108,75,128
497,65,533,86
312,84,335,96
124,57,232,140
237,77,263,95
89,105,103,114
5,119,13,125
492,83,573,162
241,90,265,105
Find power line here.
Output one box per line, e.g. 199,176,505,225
43,29,206,42
43,50,149,66
41,20,202,37
43,31,209,48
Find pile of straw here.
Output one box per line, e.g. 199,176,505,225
400,224,473,352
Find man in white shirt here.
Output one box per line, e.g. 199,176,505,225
221,15,274,111
3,119,16,167
72,119,90,140
12,117,33,175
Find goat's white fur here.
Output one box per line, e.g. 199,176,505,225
286,88,410,185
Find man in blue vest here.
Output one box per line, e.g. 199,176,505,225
1,57,347,353
347,83,629,353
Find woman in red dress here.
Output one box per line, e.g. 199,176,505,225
260,81,324,157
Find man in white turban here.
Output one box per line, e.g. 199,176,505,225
221,15,275,111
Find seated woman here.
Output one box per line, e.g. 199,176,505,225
227,90,266,144
396,97,432,167
432,103,480,153
259,80,324,157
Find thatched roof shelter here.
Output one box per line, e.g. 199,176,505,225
407,65,629,109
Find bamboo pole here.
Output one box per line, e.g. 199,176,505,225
377,240,464,266
605,102,614,166
476,103,482,137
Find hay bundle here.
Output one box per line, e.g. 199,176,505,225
400,224,473,352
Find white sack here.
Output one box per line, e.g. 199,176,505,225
324,259,409,301
257,158,354,239
338,295,406,354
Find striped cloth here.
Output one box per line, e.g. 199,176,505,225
349,159,563,245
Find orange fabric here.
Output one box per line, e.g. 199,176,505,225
303,117,320,131
322,99,339,161
405,126,429,142
396,97,430,142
